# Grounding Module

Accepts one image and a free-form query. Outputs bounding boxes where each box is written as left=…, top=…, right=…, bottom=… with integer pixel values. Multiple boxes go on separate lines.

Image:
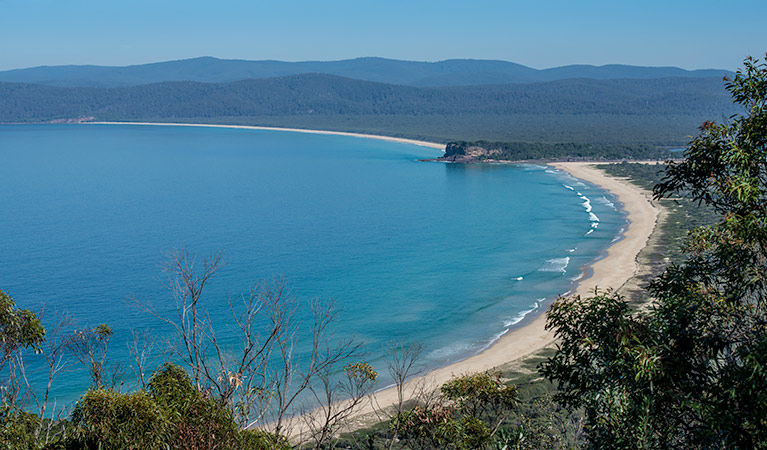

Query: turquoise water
left=0, top=124, right=625, bottom=406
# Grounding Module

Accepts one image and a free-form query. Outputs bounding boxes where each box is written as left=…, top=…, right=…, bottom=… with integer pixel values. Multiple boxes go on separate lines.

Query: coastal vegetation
left=439, top=141, right=672, bottom=162
left=598, top=162, right=720, bottom=266
left=0, top=74, right=738, bottom=147
left=2, top=54, right=766, bottom=449
left=541, top=55, right=767, bottom=448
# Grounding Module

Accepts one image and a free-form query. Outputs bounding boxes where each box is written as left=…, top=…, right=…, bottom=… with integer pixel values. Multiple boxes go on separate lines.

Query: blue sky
left=1, top=0, right=765, bottom=71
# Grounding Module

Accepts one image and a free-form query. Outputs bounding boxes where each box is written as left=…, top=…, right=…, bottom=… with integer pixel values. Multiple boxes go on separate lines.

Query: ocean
left=0, top=123, right=625, bottom=407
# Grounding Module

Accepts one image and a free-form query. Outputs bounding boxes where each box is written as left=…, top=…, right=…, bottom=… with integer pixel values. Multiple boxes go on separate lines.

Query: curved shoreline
left=85, top=121, right=447, bottom=151
left=81, top=122, right=658, bottom=436
left=330, top=161, right=659, bottom=424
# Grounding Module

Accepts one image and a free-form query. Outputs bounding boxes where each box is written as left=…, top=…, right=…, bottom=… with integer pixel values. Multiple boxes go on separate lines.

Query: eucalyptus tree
left=541, top=55, right=767, bottom=449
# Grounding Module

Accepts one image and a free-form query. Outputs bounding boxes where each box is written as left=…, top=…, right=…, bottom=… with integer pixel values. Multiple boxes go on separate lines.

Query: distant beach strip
left=88, top=121, right=447, bottom=151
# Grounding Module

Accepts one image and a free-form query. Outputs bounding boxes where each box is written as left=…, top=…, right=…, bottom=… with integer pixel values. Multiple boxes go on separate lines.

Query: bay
left=0, top=123, right=624, bottom=406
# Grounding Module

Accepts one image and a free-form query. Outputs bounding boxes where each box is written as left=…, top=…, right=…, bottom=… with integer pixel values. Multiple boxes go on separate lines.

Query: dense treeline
left=0, top=74, right=739, bottom=146
left=0, top=75, right=736, bottom=118
left=442, top=140, right=672, bottom=161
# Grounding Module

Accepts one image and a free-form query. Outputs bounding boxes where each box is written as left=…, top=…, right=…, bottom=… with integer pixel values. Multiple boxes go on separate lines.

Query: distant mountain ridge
left=0, top=56, right=732, bottom=88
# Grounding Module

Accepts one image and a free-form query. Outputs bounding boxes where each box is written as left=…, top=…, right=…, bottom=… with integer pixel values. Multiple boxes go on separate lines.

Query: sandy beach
left=289, top=161, right=660, bottom=439
left=83, top=122, right=659, bottom=438
left=87, top=121, right=447, bottom=151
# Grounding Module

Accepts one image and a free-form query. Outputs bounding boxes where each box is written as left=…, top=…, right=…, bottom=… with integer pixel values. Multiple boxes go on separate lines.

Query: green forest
left=2, top=56, right=767, bottom=449
left=0, top=74, right=739, bottom=146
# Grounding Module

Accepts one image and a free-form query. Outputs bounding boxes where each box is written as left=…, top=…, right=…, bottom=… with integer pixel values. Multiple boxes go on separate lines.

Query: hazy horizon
left=1, top=0, right=764, bottom=72
left=1, top=55, right=735, bottom=73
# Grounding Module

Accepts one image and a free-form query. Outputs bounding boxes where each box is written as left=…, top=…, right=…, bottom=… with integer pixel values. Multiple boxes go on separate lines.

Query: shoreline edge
left=85, top=121, right=448, bottom=151
left=347, top=161, right=660, bottom=422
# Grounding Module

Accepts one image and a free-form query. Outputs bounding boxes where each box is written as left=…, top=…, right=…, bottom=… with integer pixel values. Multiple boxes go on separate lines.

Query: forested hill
left=0, top=74, right=737, bottom=132
left=0, top=56, right=732, bottom=88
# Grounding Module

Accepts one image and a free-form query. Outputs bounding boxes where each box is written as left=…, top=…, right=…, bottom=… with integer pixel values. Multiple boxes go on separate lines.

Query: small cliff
left=438, top=142, right=494, bottom=163
left=428, top=141, right=671, bottom=163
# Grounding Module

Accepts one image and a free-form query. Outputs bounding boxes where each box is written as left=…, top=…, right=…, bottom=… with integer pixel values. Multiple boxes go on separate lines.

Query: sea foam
left=539, top=257, right=570, bottom=273
left=599, top=196, right=616, bottom=209
left=503, top=299, right=544, bottom=327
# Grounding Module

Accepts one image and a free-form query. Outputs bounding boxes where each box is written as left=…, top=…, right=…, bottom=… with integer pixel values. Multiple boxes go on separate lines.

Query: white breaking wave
left=503, top=299, right=543, bottom=327
left=478, top=328, right=511, bottom=352
left=589, top=212, right=599, bottom=222
left=426, top=343, right=471, bottom=360
left=586, top=229, right=595, bottom=235
left=599, top=196, right=616, bottom=209
left=539, top=257, right=570, bottom=273
left=563, top=184, right=575, bottom=191
left=569, top=247, right=577, bottom=253
left=581, top=196, right=592, bottom=212
left=514, top=276, right=523, bottom=281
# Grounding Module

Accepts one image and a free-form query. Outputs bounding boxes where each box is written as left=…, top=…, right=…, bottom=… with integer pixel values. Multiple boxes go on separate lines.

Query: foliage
left=0, top=404, right=41, bottom=450
left=440, top=371, right=517, bottom=421
left=393, top=403, right=461, bottom=449
left=0, top=290, right=46, bottom=448
left=0, top=290, right=45, bottom=359
left=542, top=54, right=767, bottom=449
left=67, top=363, right=290, bottom=450
left=69, top=389, right=167, bottom=450
left=496, top=353, right=584, bottom=450
left=239, top=428, right=291, bottom=450
left=392, top=371, right=517, bottom=450
left=147, top=362, right=241, bottom=450
left=541, top=290, right=667, bottom=448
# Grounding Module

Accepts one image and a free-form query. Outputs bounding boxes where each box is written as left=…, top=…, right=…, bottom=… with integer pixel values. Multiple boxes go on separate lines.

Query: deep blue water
left=0, top=124, right=625, bottom=406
